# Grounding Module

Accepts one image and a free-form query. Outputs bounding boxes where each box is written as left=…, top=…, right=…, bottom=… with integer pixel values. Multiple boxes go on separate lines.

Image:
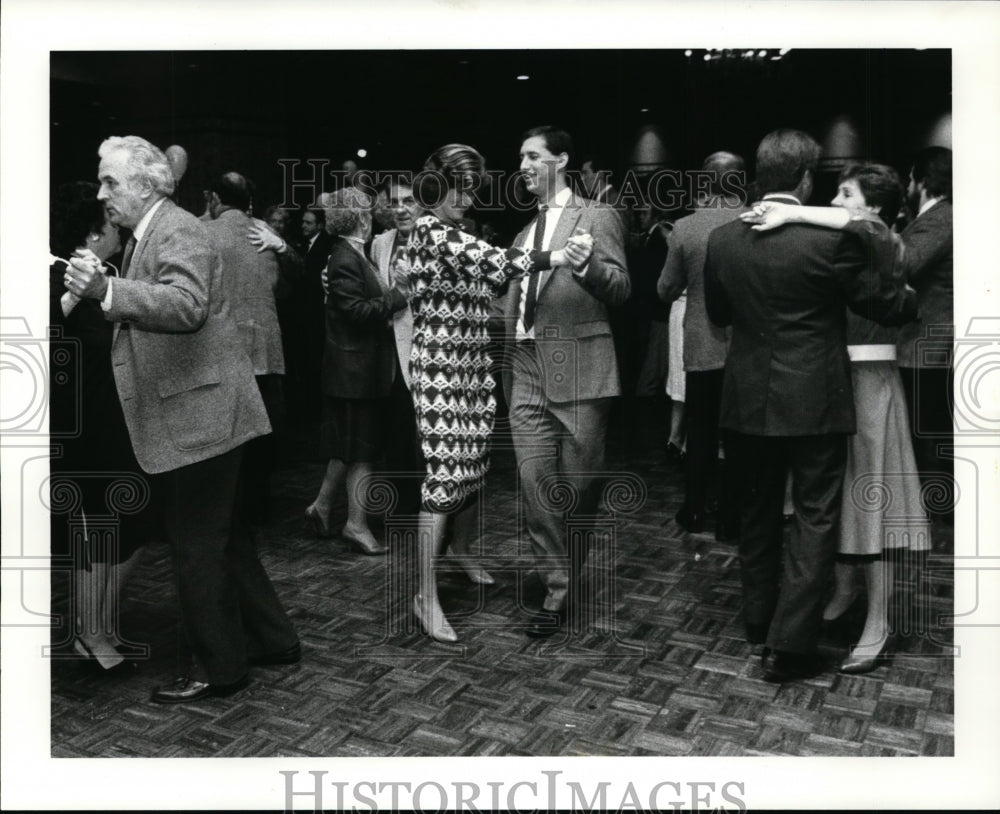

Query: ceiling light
left=357, top=149, right=367, bottom=158
left=516, top=74, right=529, bottom=81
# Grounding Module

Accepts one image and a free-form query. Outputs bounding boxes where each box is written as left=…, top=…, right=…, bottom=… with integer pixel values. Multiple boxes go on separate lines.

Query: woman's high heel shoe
left=343, top=531, right=387, bottom=556
left=462, top=567, right=495, bottom=586
left=413, top=595, right=457, bottom=643
left=305, top=504, right=332, bottom=538
left=839, top=634, right=890, bottom=674
left=73, top=636, right=125, bottom=671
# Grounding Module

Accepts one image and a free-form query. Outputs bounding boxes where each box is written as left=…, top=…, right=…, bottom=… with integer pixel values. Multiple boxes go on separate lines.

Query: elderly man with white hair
left=66, top=135, right=300, bottom=703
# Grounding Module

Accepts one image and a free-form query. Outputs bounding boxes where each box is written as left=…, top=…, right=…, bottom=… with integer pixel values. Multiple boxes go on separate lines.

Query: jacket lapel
left=113, top=198, right=172, bottom=345
left=538, top=195, right=585, bottom=296
left=127, top=199, right=172, bottom=280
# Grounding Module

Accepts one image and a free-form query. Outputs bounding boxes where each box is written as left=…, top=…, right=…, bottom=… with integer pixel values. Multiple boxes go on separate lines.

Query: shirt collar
left=919, top=197, right=944, bottom=217
left=133, top=197, right=167, bottom=242
left=541, top=185, right=573, bottom=211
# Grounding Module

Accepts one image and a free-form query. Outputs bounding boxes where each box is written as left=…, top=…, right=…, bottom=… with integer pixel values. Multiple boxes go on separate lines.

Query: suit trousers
left=508, top=342, right=612, bottom=612
left=241, top=374, right=284, bottom=525
left=899, top=365, right=954, bottom=518
left=726, top=431, right=848, bottom=653
left=682, top=369, right=724, bottom=516
left=153, top=445, right=298, bottom=685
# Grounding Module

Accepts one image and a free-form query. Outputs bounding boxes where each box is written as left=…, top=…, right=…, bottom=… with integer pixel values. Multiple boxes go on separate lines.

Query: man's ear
left=138, top=176, right=157, bottom=201
left=556, top=152, right=569, bottom=171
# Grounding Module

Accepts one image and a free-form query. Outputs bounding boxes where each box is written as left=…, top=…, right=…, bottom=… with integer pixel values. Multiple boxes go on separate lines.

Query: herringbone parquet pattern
left=50, top=405, right=954, bottom=757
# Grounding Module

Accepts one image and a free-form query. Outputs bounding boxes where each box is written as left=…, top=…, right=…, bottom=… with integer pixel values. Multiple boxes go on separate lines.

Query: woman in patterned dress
left=401, top=144, right=592, bottom=642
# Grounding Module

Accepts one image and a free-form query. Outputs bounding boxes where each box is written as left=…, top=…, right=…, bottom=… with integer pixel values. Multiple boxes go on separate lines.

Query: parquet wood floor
left=50, top=409, right=954, bottom=757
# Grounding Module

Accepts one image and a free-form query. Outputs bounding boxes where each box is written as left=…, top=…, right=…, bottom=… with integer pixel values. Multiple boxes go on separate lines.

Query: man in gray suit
left=498, top=126, right=630, bottom=637
left=206, top=171, right=286, bottom=526
left=66, top=136, right=299, bottom=703
left=658, top=151, right=747, bottom=539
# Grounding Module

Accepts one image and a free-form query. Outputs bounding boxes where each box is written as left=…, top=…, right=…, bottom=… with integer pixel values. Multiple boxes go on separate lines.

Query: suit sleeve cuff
left=529, top=250, right=552, bottom=271
left=101, top=277, right=114, bottom=311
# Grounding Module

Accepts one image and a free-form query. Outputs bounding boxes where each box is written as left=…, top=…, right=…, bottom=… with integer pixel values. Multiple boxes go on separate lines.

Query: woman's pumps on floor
left=304, top=504, right=332, bottom=538
left=73, top=636, right=125, bottom=671
left=413, top=595, right=457, bottom=643
left=839, top=633, right=890, bottom=674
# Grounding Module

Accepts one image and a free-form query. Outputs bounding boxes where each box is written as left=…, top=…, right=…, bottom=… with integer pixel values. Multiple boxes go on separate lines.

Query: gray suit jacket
left=205, top=209, right=285, bottom=376
left=370, top=228, right=415, bottom=389
left=657, top=204, right=747, bottom=372
left=896, top=199, right=953, bottom=368
left=106, top=198, right=270, bottom=474
left=497, top=192, right=630, bottom=404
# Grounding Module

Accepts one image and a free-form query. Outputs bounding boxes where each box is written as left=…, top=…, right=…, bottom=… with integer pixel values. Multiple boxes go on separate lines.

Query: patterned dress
left=406, top=215, right=540, bottom=512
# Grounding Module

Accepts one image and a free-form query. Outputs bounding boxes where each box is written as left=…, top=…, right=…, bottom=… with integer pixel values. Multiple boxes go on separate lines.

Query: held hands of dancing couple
left=65, top=247, right=111, bottom=300
left=554, top=227, right=594, bottom=270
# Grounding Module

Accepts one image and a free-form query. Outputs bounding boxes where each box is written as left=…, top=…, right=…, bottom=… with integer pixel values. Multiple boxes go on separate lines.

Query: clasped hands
left=65, top=248, right=110, bottom=300
left=551, top=231, right=593, bottom=270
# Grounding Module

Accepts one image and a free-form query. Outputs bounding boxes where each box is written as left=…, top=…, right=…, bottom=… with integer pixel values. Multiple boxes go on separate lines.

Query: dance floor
left=50, top=404, right=954, bottom=758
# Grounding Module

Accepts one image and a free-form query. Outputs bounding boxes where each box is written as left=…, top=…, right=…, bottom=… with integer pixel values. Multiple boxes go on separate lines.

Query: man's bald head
left=210, top=171, right=255, bottom=213
left=698, top=150, right=746, bottom=201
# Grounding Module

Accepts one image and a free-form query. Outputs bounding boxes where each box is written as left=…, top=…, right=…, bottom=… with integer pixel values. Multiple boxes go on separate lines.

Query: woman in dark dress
left=50, top=181, right=154, bottom=669
left=304, top=187, right=409, bottom=554
left=403, top=144, right=592, bottom=641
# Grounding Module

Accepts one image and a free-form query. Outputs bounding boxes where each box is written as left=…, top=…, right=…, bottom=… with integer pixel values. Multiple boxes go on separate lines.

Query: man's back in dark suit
left=703, top=170, right=914, bottom=670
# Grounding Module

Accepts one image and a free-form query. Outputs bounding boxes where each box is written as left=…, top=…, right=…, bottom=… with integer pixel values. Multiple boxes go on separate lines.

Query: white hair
left=98, top=135, right=175, bottom=196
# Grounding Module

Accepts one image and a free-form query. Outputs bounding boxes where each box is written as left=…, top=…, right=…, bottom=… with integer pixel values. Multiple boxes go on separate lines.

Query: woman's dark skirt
left=320, top=395, right=390, bottom=463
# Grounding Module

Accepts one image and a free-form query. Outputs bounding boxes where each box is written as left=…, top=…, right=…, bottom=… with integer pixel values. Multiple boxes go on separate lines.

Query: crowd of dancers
left=50, top=124, right=953, bottom=702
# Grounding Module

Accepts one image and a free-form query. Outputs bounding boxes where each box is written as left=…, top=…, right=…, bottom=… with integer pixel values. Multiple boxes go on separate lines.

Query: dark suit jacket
left=322, top=237, right=406, bottom=399
left=106, top=198, right=270, bottom=474
left=704, top=199, right=916, bottom=436
left=497, top=193, right=630, bottom=404
left=896, top=199, right=953, bottom=368
left=298, top=230, right=333, bottom=323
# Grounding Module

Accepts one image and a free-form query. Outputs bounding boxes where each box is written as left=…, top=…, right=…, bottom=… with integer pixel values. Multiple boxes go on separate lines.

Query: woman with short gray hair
left=304, top=187, right=409, bottom=554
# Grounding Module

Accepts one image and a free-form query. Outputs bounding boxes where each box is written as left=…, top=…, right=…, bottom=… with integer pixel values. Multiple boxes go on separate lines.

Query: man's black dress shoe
left=150, top=674, right=250, bottom=704
left=525, top=608, right=565, bottom=639
left=675, top=507, right=706, bottom=534
left=248, top=642, right=302, bottom=666
left=745, top=622, right=769, bottom=645
left=761, top=650, right=825, bottom=683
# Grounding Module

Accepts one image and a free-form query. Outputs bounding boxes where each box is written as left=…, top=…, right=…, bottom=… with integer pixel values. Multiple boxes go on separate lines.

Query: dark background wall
left=52, top=49, right=950, bottom=233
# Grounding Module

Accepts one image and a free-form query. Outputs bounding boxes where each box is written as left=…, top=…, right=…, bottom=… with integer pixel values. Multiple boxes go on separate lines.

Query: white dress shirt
left=516, top=186, right=574, bottom=341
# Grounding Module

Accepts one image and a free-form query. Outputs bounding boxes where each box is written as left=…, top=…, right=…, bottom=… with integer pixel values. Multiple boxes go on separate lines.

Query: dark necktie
left=522, top=205, right=547, bottom=332
left=121, top=236, right=136, bottom=278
